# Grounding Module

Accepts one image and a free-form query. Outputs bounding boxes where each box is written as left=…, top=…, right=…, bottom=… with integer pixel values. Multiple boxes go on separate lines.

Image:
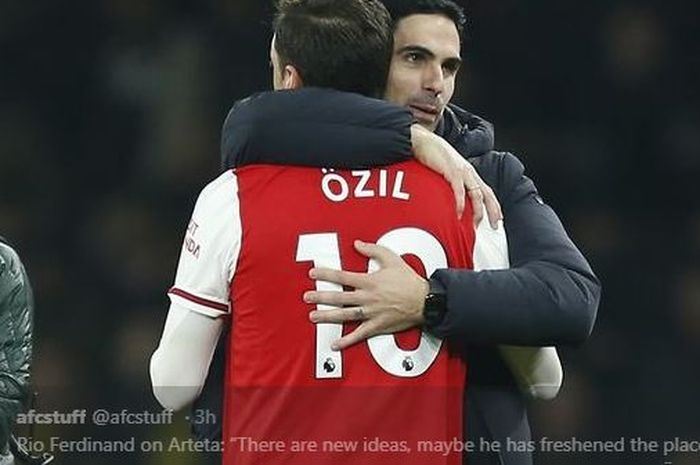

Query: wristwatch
left=422, top=279, right=447, bottom=330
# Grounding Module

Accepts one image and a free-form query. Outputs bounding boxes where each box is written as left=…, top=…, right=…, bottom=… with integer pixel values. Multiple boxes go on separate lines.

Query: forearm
left=221, top=88, right=413, bottom=169
left=150, top=304, right=224, bottom=411
left=430, top=263, right=598, bottom=346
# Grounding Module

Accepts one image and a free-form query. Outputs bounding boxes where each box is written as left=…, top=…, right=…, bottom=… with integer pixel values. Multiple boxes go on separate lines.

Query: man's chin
left=409, top=109, right=440, bottom=132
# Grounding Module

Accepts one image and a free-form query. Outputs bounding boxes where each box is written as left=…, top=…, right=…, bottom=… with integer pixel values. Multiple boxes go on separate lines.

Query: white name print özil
left=320, top=169, right=410, bottom=202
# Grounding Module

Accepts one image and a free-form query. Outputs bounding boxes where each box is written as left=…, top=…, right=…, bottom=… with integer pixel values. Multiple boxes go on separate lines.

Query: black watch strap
left=422, top=279, right=447, bottom=330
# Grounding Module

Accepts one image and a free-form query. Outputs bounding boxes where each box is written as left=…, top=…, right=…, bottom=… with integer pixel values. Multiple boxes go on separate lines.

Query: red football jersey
left=169, top=161, right=475, bottom=465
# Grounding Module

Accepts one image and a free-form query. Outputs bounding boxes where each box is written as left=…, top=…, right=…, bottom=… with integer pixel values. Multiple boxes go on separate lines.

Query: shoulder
left=470, top=151, right=527, bottom=194
left=200, top=170, right=238, bottom=196
left=471, top=150, right=524, bottom=174
left=187, top=171, right=242, bottom=249
left=194, top=171, right=239, bottom=210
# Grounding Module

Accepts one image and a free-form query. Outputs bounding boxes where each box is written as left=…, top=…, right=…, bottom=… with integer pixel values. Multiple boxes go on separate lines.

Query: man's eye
left=443, top=64, right=458, bottom=75
left=405, top=52, right=423, bottom=63
left=442, top=61, right=461, bottom=76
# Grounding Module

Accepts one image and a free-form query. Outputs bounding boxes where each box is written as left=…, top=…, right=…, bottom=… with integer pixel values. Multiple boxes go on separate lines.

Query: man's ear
left=282, top=64, right=303, bottom=89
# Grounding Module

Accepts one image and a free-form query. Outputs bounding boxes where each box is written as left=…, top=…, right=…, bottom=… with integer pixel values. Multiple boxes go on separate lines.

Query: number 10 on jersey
left=296, top=228, right=448, bottom=380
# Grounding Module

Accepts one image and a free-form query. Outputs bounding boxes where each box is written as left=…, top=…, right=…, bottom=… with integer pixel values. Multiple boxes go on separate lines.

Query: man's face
left=384, top=14, right=462, bottom=131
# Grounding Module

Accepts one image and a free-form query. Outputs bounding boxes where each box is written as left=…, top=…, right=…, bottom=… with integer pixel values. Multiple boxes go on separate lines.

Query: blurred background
left=1, top=0, right=698, bottom=464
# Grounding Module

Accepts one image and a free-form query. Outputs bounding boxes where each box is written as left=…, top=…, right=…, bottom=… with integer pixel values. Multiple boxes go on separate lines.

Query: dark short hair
left=273, top=0, right=393, bottom=97
left=381, top=0, right=467, bottom=37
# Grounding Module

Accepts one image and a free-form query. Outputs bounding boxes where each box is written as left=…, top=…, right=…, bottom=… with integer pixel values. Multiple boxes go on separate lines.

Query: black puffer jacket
left=0, top=238, right=33, bottom=452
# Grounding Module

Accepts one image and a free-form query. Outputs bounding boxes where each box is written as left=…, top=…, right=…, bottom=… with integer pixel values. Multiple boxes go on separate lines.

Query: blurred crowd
left=1, top=1, right=698, bottom=464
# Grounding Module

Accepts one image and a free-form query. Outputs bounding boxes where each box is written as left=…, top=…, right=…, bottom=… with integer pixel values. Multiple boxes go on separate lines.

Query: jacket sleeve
left=430, top=152, right=600, bottom=346
left=0, top=242, right=33, bottom=448
left=220, top=88, right=413, bottom=169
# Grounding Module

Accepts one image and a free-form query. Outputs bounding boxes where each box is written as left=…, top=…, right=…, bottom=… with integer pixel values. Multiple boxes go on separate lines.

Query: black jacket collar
left=436, top=104, right=495, bottom=159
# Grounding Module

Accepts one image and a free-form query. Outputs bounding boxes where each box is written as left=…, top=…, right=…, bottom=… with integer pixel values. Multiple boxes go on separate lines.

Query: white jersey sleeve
left=150, top=303, right=224, bottom=410
left=473, top=215, right=564, bottom=401
left=168, top=170, right=242, bottom=317
left=473, top=218, right=510, bottom=271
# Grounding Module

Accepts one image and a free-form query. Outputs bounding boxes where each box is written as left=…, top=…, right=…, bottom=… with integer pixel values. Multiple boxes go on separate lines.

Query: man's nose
left=422, top=64, right=445, bottom=95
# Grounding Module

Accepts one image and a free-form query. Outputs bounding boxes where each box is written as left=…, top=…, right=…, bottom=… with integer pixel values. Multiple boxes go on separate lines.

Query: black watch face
left=424, top=293, right=446, bottom=325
